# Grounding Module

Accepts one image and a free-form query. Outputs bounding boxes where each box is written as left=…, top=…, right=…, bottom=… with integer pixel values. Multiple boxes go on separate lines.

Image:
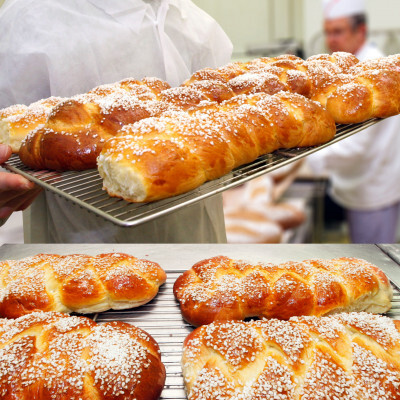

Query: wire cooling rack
left=93, top=269, right=400, bottom=400
left=3, top=119, right=378, bottom=227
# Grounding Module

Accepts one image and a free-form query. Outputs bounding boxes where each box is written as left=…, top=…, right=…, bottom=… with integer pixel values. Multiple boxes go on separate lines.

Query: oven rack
left=4, top=119, right=378, bottom=227
left=94, top=269, right=400, bottom=400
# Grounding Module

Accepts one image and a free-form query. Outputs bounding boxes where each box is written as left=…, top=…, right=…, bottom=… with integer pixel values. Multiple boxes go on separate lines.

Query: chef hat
left=323, top=0, right=366, bottom=20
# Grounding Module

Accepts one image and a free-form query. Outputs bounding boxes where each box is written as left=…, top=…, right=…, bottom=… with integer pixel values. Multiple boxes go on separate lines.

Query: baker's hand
left=0, top=144, right=42, bottom=219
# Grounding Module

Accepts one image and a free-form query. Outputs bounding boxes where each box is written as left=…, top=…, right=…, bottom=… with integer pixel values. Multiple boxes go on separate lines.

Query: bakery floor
left=0, top=243, right=399, bottom=400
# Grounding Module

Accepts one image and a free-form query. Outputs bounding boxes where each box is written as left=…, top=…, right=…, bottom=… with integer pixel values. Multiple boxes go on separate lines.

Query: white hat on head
left=323, top=0, right=366, bottom=20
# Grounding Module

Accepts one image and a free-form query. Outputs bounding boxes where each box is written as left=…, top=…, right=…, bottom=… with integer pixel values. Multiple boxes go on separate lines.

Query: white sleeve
left=306, top=123, right=381, bottom=176
left=165, top=0, right=233, bottom=70
left=0, top=0, right=233, bottom=108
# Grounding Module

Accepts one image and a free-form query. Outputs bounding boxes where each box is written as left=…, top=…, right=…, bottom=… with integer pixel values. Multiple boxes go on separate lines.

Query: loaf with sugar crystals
left=17, top=52, right=400, bottom=173
left=18, top=77, right=174, bottom=170
left=185, top=51, right=400, bottom=124
left=0, top=311, right=166, bottom=400
left=182, top=312, right=400, bottom=400
left=173, top=256, right=392, bottom=326
left=18, top=78, right=232, bottom=171
left=0, top=97, right=64, bottom=152
left=98, top=91, right=335, bottom=202
left=0, top=252, right=166, bottom=318
left=15, top=52, right=355, bottom=171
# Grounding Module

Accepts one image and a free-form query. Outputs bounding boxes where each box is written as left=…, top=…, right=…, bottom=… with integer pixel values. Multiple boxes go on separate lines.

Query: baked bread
left=0, top=97, right=64, bottom=152
left=183, top=53, right=355, bottom=100
left=310, top=68, right=400, bottom=124
left=0, top=252, right=166, bottom=318
left=224, top=209, right=284, bottom=244
left=16, top=52, right=400, bottom=173
left=185, top=51, right=400, bottom=124
left=18, top=78, right=231, bottom=171
left=182, top=312, right=400, bottom=400
left=225, top=203, right=305, bottom=233
left=173, top=256, right=393, bottom=326
left=98, top=91, right=335, bottom=202
left=18, top=78, right=173, bottom=170
left=0, top=311, right=166, bottom=400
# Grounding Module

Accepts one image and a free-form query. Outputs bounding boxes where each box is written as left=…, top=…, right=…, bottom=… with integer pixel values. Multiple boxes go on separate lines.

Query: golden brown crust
left=98, top=91, right=335, bottom=202
left=18, top=79, right=172, bottom=171
left=173, top=256, right=393, bottom=326
left=0, top=253, right=167, bottom=318
left=0, top=312, right=165, bottom=400
left=325, top=69, right=400, bottom=123
left=0, top=97, right=64, bottom=153
left=182, top=313, right=400, bottom=400
left=15, top=52, right=400, bottom=173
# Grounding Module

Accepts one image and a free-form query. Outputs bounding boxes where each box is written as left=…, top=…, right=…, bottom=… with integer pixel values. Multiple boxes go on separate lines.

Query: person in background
left=0, top=0, right=233, bottom=243
left=307, top=0, right=400, bottom=243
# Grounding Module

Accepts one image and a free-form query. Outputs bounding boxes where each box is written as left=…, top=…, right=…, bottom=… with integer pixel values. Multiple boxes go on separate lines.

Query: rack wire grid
left=93, top=269, right=400, bottom=400
left=4, top=119, right=378, bottom=227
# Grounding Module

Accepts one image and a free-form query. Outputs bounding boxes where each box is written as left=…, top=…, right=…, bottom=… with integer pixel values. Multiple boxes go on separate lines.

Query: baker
left=307, top=0, right=400, bottom=243
left=0, top=0, right=232, bottom=243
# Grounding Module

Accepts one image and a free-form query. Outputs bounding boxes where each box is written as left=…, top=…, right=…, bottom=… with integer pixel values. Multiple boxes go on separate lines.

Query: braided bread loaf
left=0, top=311, right=166, bottom=400
left=173, top=256, right=392, bottom=326
left=0, top=253, right=166, bottom=318
left=97, top=91, right=335, bottom=202
left=184, top=52, right=358, bottom=99
left=14, top=52, right=355, bottom=172
left=18, top=78, right=234, bottom=171
left=182, top=312, right=400, bottom=400
left=18, top=78, right=174, bottom=170
left=0, top=97, right=64, bottom=152
left=184, top=51, right=400, bottom=124
left=15, top=52, right=400, bottom=174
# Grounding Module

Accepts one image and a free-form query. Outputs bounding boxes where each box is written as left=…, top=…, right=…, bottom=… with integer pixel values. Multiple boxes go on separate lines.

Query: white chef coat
left=307, top=42, right=400, bottom=211
left=0, top=0, right=233, bottom=243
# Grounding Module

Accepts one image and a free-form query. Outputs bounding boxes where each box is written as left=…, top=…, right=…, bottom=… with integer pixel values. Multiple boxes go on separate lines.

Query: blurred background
left=1, top=0, right=400, bottom=244
left=192, top=0, right=400, bottom=60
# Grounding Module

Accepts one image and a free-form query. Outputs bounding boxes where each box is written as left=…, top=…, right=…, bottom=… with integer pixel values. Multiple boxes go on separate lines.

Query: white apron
left=0, top=0, right=233, bottom=242
left=307, top=42, right=400, bottom=211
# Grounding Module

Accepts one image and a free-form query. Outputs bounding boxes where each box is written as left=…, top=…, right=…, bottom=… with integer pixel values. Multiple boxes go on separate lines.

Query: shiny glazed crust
left=0, top=97, right=64, bottom=152
left=173, top=256, right=393, bottom=326
left=97, top=91, right=336, bottom=202
left=0, top=312, right=166, bottom=400
left=0, top=253, right=166, bottom=318
left=18, top=78, right=172, bottom=170
left=15, top=52, right=400, bottom=173
left=182, top=313, right=400, bottom=400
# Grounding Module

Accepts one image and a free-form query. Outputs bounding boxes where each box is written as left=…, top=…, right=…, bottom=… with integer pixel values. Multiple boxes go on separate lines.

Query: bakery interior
left=0, top=1, right=400, bottom=398
left=1, top=0, right=400, bottom=245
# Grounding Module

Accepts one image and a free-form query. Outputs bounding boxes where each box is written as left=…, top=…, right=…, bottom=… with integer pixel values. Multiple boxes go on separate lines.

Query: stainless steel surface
left=94, top=269, right=400, bottom=400
left=0, top=244, right=398, bottom=400
left=377, top=244, right=400, bottom=287
left=3, top=119, right=378, bottom=227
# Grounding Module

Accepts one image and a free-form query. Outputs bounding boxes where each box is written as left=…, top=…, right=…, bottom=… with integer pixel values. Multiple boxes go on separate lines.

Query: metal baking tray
left=3, top=119, right=378, bottom=227
left=96, top=272, right=400, bottom=400
left=0, top=243, right=399, bottom=400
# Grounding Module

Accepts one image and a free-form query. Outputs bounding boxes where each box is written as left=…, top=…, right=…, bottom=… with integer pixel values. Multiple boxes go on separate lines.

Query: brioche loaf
left=173, top=256, right=393, bottom=326
left=97, top=91, right=335, bottom=202
left=0, top=252, right=166, bottom=318
left=184, top=51, right=400, bottom=124
left=18, top=78, right=173, bottom=170
left=0, top=311, right=166, bottom=400
left=0, top=97, right=64, bottom=152
left=15, top=51, right=400, bottom=174
left=182, top=312, right=400, bottom=400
